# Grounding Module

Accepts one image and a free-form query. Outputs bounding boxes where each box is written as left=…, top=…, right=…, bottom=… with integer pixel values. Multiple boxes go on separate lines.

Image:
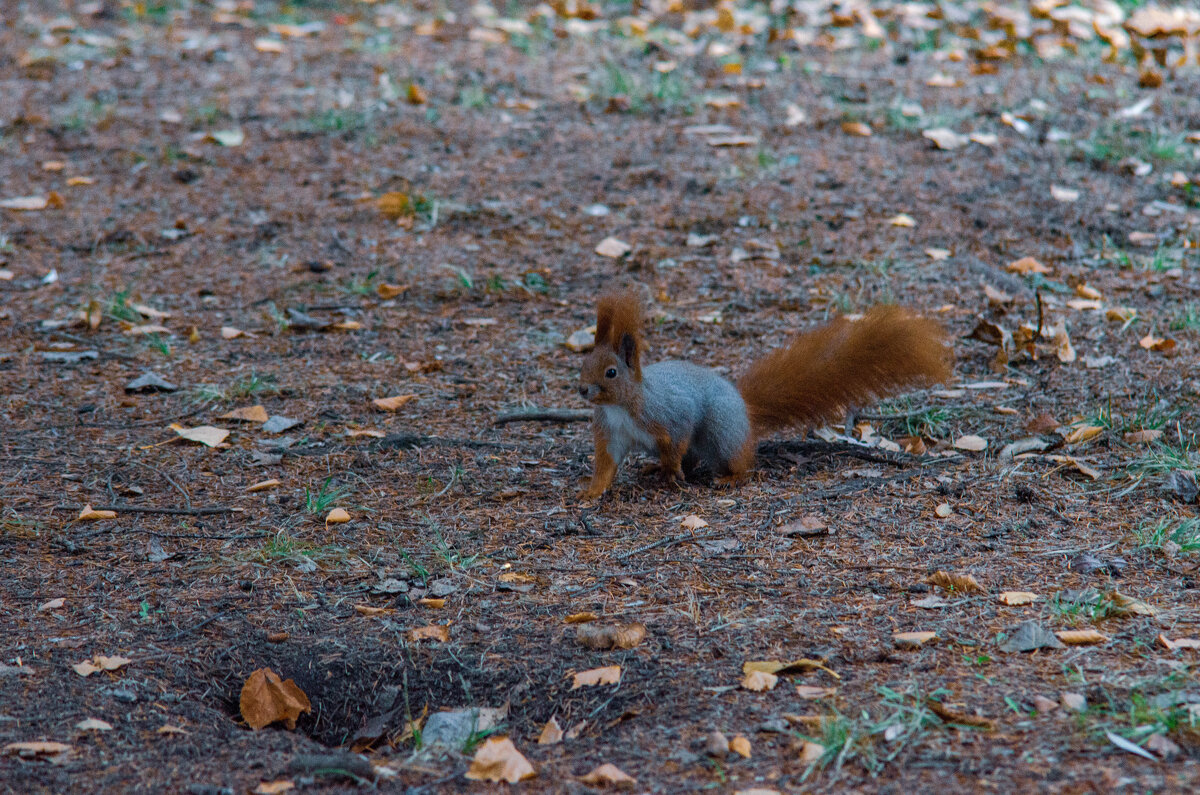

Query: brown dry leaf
left=795, top=685, right=838, bottom=699
left=999, top=591, right=1038, bottom=606
left=922, top=128, right=968, bottom=150
left=376, top=192, right=412, bottom=219
left=571, top=665, right=621, bottom=690
left=594, top=236, right=632, bottom=258
left=4, top=741, right=72, bottom=756
left=1124, top=429, right=1163, bottom=444
left=221, top=405, right=269, bottom=423
left=498, top=571, right=537, bottom=584
left=1055, top=329, right=1076, bottom=363
left=934, top=503, right=953, bottom=518
left=464, top=737, right=536, bottom=783
left=983, top=284, right=1013, bottom=305
left=740, top=670, right=779, bottom=691
left=72, top=660, right=101, bottom=677
left=841, top=121, right=872, bottom=137
left=1139, top=334, right=1176, bottom=353
left=38, top=597, right=65, bottom=612
left=1047, top=455, right=1102, bottom=480
left=565, top=612, right=599, bottom=624
left=577, top=622, right=647, bottom=650
left=354, top=605, right=392, bottom=617
left=538, top=717, right=564, bottom=745
left=94, top=655, right=131, bottom=671
left=170, top=424, right=230, bottom=447
left=893, top=631, right=938, bottom=648
left=887, top=213, right=916, bottom=227
left=66, top=176, right=94, bottom=186
left=743, top=659, right=840, bottom=679
left=1056, top=630, right=1108, bottom=646
left=325, top=508, right=351, bottom=525
left=406, top=83, right=427, bottom=105
left=78, top=505, right=117, bottom=521
left=157, top=724, right=189, bottom=735
left=580, top=763, right=635, bottom=787
left=926, top=701, right=995, bottom=730
left=1109, top=592, right=1158, bottom=617
left=75, top=718, right=113, bottom=732
left=239, top=668, right=312, bottom=730
left=1064, top=425, right=1105, bottom=445
left=680, top=514, right=709, bottom=530
left=124, top=323, right=171, bottom=335
left=1106, top=306, right=1137, bottom=324
left=1075, top=284, right=1102, bottom=300
left=372, top=394, right=417, bottom=412
left=221, top=326, right=248, bottom=339
left=1026, top=413, right=1062, bottom=434
left=409, top=624, right=450, bottom=642
left=253, top=781, right=295, bottom=795
left=927, top=571, right=983, bottom=593
left=1007, top=256, right=1052, bottom=274
left=953, top=435, right=988, bottom=452
left=1158, top=634, right=1200, bottom=651
left=376, top=283, right=407, bottom=299
left=798, top=741, right=824, bottom=764
left=417, top=598, right=445, bottom=609
left=729, top=735, right=752, bottom=758
left=778, top=514, right=828, bottom=536
left=247, top=479, right=281, bottom=493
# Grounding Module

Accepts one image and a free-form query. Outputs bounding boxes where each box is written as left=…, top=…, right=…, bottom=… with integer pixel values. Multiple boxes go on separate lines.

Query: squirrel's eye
left=604, top=367, right=617, bottom=379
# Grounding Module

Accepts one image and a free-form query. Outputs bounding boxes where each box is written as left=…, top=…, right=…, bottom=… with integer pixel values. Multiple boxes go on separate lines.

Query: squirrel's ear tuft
left=595, top=290, right=644, bottom=354
left=617, top=332, right=639, bottom=368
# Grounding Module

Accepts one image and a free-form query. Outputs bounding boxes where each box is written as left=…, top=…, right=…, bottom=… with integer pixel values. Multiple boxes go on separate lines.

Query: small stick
left=55, top=504, right=242, bottom=516
left=615, top=530, right=724, bottom=560
left=494, top=409, right=592, bottom=426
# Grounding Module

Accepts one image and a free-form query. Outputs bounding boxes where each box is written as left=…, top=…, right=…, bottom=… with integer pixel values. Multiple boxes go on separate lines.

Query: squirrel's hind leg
left=715, top=437, right=756, bottom=487
left=649, top=425, right=689, bottom=488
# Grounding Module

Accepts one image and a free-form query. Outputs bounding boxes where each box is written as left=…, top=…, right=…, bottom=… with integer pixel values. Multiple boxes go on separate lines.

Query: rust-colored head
left=578, top=291, right=645, bottom=406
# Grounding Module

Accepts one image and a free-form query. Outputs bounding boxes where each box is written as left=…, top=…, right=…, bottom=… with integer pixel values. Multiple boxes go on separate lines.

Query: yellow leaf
left=1056, top=630, right=1107, bottom=645
left=893, top=631, right=937, bottom=648
left=999, top=591, right=1037, bottom=605
left=246, top=479, right=281, bottom=493
left=564, top=612, right=598, bottom=624
left=1110, top=592, right=1158, bottom=617
left=740, top=670, right=778, bottom=691
left=464, top=737, right=535, bottom=783
left=580, top=763, right=635, bottom=787
left=743, top=659, right=840, bottom=679
left=1139, top=334, right=1176, bottom=353
left=571, top=665, right=621, bottom=689
left=221, top=405, right=269, bottom=423
left=78, top=505, right=117, bottom=521
left=376, top=283, right=408, bottom=299
left=417, top=598, right=445, bottom=609
left=372, top=395, right=417, bottom=412
left=66, top=176, right=94, bottom=186
left=253, top=37, right=286, bottom=53
left=239, top=668, right=311, bottom=730
left=325, top=508, right=351, bottom=525
left=42, top=161, right=65, bottom=171
left=538, top=717, right=564, bottom=745
left=926, top=571, right=983, bottom=593
left=1075, top=284, right=1102, bottom=300
left=1064, top=425, right=1104, bottom=445
left=409, top=624, right=450, bottom=642
left=729, top=735, right=751, bottom=758
left=841, top=121, right=872, bottom=137
left=168, top=424, right=228, bottom=447
left=1055, top=329, right=1076, bottom=363
left=406, top=83, right=427, bottom=105
left=376, top=192, right=412, bottom=219
left=1106, top=307, right=1137, bottom=324
left=1006, top=256, right=1052, bottom=274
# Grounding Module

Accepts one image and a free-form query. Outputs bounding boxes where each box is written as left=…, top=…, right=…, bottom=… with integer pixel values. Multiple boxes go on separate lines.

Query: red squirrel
left=576, top=291, right=952, bottom=499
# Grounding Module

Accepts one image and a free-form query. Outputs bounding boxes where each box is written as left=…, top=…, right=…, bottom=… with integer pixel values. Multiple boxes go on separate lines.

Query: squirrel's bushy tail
left=737, top=306, right=951, bottom=438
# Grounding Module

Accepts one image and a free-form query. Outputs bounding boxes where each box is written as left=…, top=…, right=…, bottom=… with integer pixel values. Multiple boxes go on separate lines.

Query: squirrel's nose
left=578, top=385, right=589, bottom=398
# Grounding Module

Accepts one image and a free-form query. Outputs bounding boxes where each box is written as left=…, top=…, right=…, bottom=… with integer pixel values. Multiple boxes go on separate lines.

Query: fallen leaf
left=922, top=127, right=968, bottom=150
left=409, top=624, right=450, bottom=642
left=925, top=248, right=950, bottom=261
left=537, top=717, right=564, bottom=745
left=1139, top=334, right=1176, bottom=353
left=934, top=503, right=953, bottom=518
left=157, top=724, right=189, bottom=735
left=346, top=429, right=385, bottom=438
left=729, top=735, right=751, bottom=758
left=72, top=661, right=101, bottom=677
left=1106, top=730, right=1157, bottom=761
left=893, top=631, right=937, bottom=648
left=927, top=571, right=983, bottom=593
left=1, top=194, right=61, bottom=211
left=1158, top=634, right=1200, bottom=651
left=78, top=505, right=117, bottom=521
left=75, top=718, right=112, bottom=732
left=778, top=515, right=828, bottom=536
left=571, top=665, right=621, bottom=689
left=565, top=612, right=599, bottom=624
left=1050, top=185, right=1079, bottom=202
left=595, top=237, right=632, bottom=258
left=841, top=121, right=872, bottom=137
left=954, top=435, right=988, bottom=452
left=1109, top=592, right=1157, bottom=617
left=170, top=424, right=229, bottom=447
left=580, top=763, right=635, bottom=787
left=795, top=685, right=837, bottom=699
left=680, top=514, right=709, bottom=530
left=1007, top=256, right=1052, bottom=275
left=207, top=129, right=244, bottom=147
left=376, top=283, right=407, bottom=299
left=1047, top=454, right=1102, bottom=480
left=4, top=741, right=72, bottom=756
left=740, top=670, right=778, bottom=691
left=565, top=326, right=596, bottom=352
left=221, top=405, right=269, bottom=423
left=999, top=591, right=1037, bottom=606
left=1055, top=329, right=1076, bottom=363
left=221, top=326, right=248, bottom=339
left=253, top=781, right=295, bottom=795
left=124, top=323, right=171, bottom=335
left=325, top=508, right=351, bottom=525
left=239, top=668, right=312, bottom=730
left=1056, top=630, right=1108, bottom=646
left=464, top=737, right=536, bottom=783
left=576, top=622, right=647, bottom=650
left=406, top=83, right=427, bottom=105
left=743, top=659, right=840, bottom=679
left=1124, top=429, right=1163, bottom=444
left=797, top=741, right=824, bottom=765
left=38, top=597, right=65, bottom=612
left=417, top=598, right=445, bottom=608
left=66, top=176, right=95, bottom=186
left=1064, top=425, right=1104, bottom=445
left=247, top=479, right=281, bottom=493
left=926, top=701, right=995, bottom=730
left=354, top=605, right=392, bottom=617
left=372, top=395, right=417, bottom=411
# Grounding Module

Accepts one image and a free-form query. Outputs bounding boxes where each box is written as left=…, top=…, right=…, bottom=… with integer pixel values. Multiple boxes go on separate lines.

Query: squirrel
left=576, top=291, right=952, bottom=499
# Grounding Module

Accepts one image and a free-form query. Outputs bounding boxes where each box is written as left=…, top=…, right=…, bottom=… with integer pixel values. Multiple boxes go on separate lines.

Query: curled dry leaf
left=1106, top=306, right=1137, bottom=324
left=1139, top=334, right=1176, bottom=353
left=221, top=405, right=269, bottom=423
left=1109, top=592, right=1157, bottom=617
left=1055, top=630, right=1108, bottom=646
left=354, top=605, right=392, bottom=617
left=38, top=597, right=65, bottom=612
left=372, top=395, right=417, bottom=412
left=4, top=741, right=72, bottom=756
left=409, top=624, right=450, bottom=643
left=170, top=424, right=230, bottom=447
left=253, top=781, right=295, bottom=795
left=743, top=659, right=840, bottom=679
left=564, top=612, right=599, bottom=624
left=464, top=737, right=536, bottom=783
left=375, top=283, right=407, bottom=299
left=999, top=591, right=1038, bottom=606
left=680, top=514, right=708, bottom=530
left=418, top=598, right=445, bottom=608
left=576, top=622, right=647, bottom=650
left=221, top=326, right=248, bottom=339
left=78, top=505, right=117, bottom=521
left=325, top=508, right=351, bottom=526
left=538, top=717, right=564, bottom=745
left=239, top=668, right=311, bottom=730
left=954, top=435, right=988, bottom=452
left=246, top=479, right=280, bottom=493
left=795, top=685, right=837, bottom=700
left=927, top=571, right=983, bottom=593
left=841, top=121, right=872, bottom=137
left=922, top=127, right=968, bottom=150
left=1055, top=329, right=1076, bottom=363
left=729, top=735, right=752, bottom=759
left=926, top=701, right=995, bottom=730
left=893, top=631, right=938, bottom=648
left=571, top=665, right=621, bottom=690
left=580, top=763, right=635, bottom=787
left=1158, top=634, right=1200, bottom=651
left=1047, top=455, right=1101, bottom=480
left=1124, top=429, right=1162, bottom=444
left=1007, top=256, right=1052, bottom=275
left=740, top=670, right=778, bottom=691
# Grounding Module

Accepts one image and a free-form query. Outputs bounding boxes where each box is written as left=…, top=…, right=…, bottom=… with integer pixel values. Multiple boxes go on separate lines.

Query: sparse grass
left=1046, top=589, right=1117, bottom=625
left=304, top=478, right=353, bottom=515
left=190, top=372, right=279, bottom=404
left=457, top=83, right=489, bottom=108
left=593, top=60, right=695, bottom=114
left=1135, top=517, right=1200, bottom=554
left=1076, top=120, right=1188, bottom=167
left=298, top=108, right=371, bottom=136
left=144, top=333, right=172, bottom=358
left=1169, top=303, right=1200, bottom=332
left=1131, top=438, right=1198, bottom=476
left=105, top=289, right=143, bottom=322
left=0, top=234, right=13, bottom=253
left=342, top=270, right=380, bottom=296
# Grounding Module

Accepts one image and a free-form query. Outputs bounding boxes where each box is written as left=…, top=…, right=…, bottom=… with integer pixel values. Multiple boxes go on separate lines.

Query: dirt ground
left=3, top=1, right=1200, bottom=793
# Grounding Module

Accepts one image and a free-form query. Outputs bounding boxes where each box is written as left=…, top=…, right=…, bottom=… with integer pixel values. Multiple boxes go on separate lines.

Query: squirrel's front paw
left=578, top=484, right=606, bottom=501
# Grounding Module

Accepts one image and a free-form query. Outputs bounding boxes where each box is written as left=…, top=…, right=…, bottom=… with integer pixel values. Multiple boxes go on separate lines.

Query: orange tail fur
left=737, top=306, right=952, bottom=438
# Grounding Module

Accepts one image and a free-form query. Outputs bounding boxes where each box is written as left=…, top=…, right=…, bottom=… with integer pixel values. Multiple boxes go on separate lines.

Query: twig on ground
left=54, top=504, right=242, bottom=516
left=493, top=409, right=592, bottom=425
